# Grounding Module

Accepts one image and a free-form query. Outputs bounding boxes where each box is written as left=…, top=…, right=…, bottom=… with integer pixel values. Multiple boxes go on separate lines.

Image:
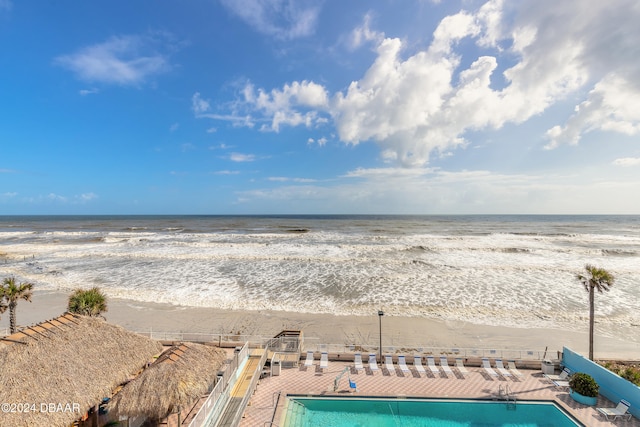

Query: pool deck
left=240, top=360, right=639, bottom=427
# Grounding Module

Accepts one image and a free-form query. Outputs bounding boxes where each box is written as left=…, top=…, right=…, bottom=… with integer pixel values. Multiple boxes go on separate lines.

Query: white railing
left=227, top=348, right=267, bottom=427
left=132, top=331, right=552, bottom=360
left=134, top=330, right=271, bottom=347
left=187, top=342, right=250, bottom=427
left=303, top=340, right=554, bottom=361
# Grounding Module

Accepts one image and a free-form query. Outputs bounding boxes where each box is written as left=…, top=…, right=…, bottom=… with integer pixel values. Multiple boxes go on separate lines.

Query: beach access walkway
left=239, top=359, right=640, bottom=427
left=215, top=348, right=267, bottom=427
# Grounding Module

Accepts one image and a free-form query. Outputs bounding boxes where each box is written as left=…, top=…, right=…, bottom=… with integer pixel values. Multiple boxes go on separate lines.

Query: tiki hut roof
left=0, top=313, right=163, bottom=427
left=108, top=342, right=227, bottom=420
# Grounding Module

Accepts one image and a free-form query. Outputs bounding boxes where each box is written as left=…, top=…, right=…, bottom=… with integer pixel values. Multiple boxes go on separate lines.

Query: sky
left=1, top=0, right=640, bottom=215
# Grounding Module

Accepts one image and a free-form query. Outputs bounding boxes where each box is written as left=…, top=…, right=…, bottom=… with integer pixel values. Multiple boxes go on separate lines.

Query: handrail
left=187, top=342, right=250, bottom=427
left=498, top=384, right=516, bottom=405
left=290, top=400, right=305, bottom=411
left=272, top=391, right=281, bottom=408
left=227, top=348, right=268, bottom=427
left=131, top=330, right=553, bottom=360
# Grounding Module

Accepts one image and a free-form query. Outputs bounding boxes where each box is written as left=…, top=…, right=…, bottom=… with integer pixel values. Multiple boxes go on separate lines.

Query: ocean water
left=1, top=215, right=639, bottom=333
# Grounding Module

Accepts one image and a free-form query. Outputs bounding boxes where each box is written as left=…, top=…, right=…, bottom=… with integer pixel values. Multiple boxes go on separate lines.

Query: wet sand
left=2, top=290, right=638, bottom=360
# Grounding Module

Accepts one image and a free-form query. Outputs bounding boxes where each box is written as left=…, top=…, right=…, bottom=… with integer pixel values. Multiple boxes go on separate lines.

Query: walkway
left=216, top=348, right=266, bottom=427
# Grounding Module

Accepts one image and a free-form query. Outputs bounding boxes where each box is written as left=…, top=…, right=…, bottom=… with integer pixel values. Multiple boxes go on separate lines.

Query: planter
left=570, top=389, right=598, bottom=406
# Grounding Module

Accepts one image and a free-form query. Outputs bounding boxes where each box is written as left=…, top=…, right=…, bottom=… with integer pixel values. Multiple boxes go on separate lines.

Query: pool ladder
left=498, top=384, right=517, bottom=409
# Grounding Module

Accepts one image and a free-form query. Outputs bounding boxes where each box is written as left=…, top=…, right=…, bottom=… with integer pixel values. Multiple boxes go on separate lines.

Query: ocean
left=1, top=215, right=639, bottom=333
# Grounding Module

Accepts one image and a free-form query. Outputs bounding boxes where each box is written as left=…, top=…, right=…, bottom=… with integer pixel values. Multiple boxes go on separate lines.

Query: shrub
left=621, top=368, right=640, bottom=385
left=569, top=372, right=599, bottom=397
left=599, top=362, right=640, bottom=387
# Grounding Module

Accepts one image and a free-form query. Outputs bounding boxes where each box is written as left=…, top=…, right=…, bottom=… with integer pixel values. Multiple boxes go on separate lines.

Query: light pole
left=378, top=310, right=384, bottom=363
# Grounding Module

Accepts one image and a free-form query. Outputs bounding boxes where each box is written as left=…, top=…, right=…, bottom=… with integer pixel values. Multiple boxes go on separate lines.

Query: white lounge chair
left=368, top=353, right=379, bottom=373
left=426, top=356, right=440, bottom=376
left=304, top=350, right=314, bottom=367
left=597, top=399, right=633, bottom=421
left=553, top=380, right=570, bottom=390
left=455, top=358, right=470, bottom=377
left=397, top=355, right=410, bottom=374
left=495, top=359, right=512, bottom=377
left=544, top=367, right=570, bottom=382
left=482, top=358, right=499, bottom=378
left=413, top=355, right=426, bottom=376
left=320, top=352, right=328, bottom=371
left=439, top=356, right=454, bottom=377
left=385, top=355, right=396, bottom=375
left=507, top=360, right=524, bottom=378
left=354, top=353, right=364, bottom=372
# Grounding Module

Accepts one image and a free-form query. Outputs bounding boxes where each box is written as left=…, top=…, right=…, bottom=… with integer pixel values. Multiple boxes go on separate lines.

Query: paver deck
left=240, top=360, right=639, bottom=427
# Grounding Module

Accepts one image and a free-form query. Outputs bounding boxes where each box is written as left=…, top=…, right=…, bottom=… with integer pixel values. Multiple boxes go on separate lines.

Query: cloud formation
left=220, top=0, right=320, bottom=40
left=613, top=157, right=640, bottom=167
left=229, top=153, right=256, bottom=162
left=55, top=34, right=170, bottom=85
left=204, top=0, right=640, bottom=167
left=242, top=80, right=329, bottom=131
left=546, top=74, right=640, bottom=149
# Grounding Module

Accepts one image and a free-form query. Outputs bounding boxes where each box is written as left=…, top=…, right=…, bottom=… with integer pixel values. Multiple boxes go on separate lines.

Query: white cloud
left=208, top=0, right=639, bottom=168
left=77, top=192, right=98, bottom=202
left=209, top=143, right=232, bottom=150
left=55, top=34, right=170, bottom=85
left=545, top=74, right=640, bottom=149
left=47, top=193, right=68, bottom=202
left=613, top=157, right=640, bottom=167
left=348, top=13, right=384, bottom=50
left=213, top=170, right=240, bottom=175
left=1, top=192, right=17, bottom=198
left=268, top=176, right=317, bottom=183
left=306, top=137, right=327, bottom=147
left=220, top=0, right=320, bottom=40
left=241, top=80, right=329, bottom=131
left=192, top=92, right=211, bottom=114
left=79, top=88, right=99, bottom=96
left=236, top=167, right=640, bottom=214
left=229, top=152, right=256, bottom=162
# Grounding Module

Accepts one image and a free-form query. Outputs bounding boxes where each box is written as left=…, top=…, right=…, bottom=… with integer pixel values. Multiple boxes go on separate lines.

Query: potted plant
left=569, top=372, right=599, bottom=405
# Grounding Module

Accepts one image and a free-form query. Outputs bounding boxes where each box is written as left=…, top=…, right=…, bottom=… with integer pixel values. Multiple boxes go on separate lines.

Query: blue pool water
left=284, top=397, right=582, bottom=427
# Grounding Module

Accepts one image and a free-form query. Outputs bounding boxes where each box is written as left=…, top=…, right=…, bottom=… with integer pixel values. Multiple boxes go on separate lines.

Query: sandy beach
left=2, top=289, right=637, bottom=360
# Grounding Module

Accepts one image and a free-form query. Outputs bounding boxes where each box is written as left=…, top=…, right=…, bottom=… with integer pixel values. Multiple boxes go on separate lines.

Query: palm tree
left=1, top=276, right=34, bottom=334
left=0, top=288, right=7, bottom=319
left=67, top=287, right=108, bottom=318
left=576, top=264, right=615, bottom=360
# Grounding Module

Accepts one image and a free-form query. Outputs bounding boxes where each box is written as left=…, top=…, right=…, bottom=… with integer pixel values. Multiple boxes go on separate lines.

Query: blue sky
left=1, top=0, right=640, bottom=215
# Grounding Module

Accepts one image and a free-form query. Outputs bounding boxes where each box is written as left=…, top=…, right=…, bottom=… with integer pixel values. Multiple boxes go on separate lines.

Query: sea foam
left=1, top=215, right=639, bottom=334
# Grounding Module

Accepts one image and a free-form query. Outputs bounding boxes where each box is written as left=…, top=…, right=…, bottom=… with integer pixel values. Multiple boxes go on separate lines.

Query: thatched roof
left=0, top=313, right=163, bottom=427
left=108, top=342, right=227, bottom=420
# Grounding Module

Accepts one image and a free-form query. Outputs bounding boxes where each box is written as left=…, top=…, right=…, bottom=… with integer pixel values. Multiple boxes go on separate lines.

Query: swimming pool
left=282, top=396, right=583, bottom=426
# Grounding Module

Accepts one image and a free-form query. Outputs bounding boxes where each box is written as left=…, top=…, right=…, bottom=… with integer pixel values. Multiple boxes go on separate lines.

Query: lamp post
left=378, top=310, right=384, bottom=363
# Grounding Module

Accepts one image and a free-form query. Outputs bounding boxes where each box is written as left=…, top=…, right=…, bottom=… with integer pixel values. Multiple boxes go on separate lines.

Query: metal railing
left=227, top=348, right=268, bottom=427
left=130, top=330, right=554, bottom=361
left=187, top=342, right=250, bottom=427
left=134, top=330, right=271, bottom=347
left=302, top=341, right=553, bottom=360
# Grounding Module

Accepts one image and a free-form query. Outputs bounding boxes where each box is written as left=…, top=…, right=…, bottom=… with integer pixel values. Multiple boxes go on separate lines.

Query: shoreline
left=2, top=289, right=638, bottom=360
